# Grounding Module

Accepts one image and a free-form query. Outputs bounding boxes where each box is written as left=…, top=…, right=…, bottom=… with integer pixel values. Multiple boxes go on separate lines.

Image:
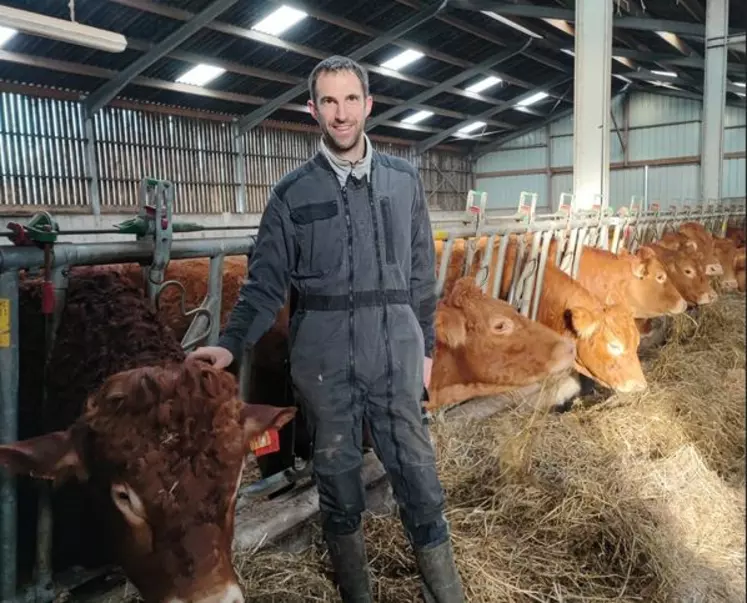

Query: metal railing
left=0, top=184, right=744, bottom=602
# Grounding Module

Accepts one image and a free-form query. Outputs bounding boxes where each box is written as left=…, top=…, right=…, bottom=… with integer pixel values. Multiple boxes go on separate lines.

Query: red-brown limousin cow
left=1, top=268, right=295, bottom=603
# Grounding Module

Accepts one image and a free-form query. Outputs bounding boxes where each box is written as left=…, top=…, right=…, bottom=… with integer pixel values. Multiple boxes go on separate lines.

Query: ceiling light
left=176, top=64, right=226, bottom=87
left=380, top=49, right=424, bottom=71
left=402, top=110, right=433, bottom=124
left=251, top=5, right=307, bottom=36
left=516, top=91, right=548, bottom=107
left=736, top=92, right=746, bottom=98
left=0, top=5, right=126, bottom=52
left=0, top=25, right=16, bottom=47
left=651, top=69, right=677, bottom=78
left=457, top=121, right=486, bottom=134
left=465, top=75, right=501, bottom=93
left=561, top=49, right=574, bottom=57
left=655, top=30, right=686, bottom=52
left=544, top=19, right=574, bottom=35
left=733, top=81, right=746, bottom=88
left=481, top=11, right=543, bottom=39
left=614, top=74, right=632, bottom=83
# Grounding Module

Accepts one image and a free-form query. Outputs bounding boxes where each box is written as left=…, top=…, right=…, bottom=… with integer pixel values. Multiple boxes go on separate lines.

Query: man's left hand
left=423, top=355, right=433, bottom=390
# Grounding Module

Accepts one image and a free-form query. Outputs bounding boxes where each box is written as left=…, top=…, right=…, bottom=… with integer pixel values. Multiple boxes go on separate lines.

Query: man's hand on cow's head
left=186, top=346, right=234, bottom=369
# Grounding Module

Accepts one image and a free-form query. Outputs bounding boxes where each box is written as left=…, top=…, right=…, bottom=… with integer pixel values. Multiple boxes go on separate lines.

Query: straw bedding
left=234, top=294, right=746, bottom=603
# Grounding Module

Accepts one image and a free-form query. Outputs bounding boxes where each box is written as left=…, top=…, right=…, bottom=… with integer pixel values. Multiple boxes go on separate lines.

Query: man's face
left=308, top=69, right=373, bottom=154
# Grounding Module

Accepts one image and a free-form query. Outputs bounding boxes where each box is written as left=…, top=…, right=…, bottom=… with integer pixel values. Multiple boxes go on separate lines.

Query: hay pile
left=235, top=294, right=745, bottom=603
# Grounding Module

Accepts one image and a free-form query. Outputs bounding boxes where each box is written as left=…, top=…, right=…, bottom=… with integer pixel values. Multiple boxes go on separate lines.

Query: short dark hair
left=308, top=56, right=369, bottom=103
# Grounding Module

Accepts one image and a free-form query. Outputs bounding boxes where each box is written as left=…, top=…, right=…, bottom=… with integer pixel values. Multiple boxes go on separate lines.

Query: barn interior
left=0, top=0, right=745, bottom=602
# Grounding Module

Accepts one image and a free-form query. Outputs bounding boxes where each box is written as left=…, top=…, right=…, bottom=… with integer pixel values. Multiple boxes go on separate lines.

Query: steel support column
left=0, top=269, right=20, bottom=601
left=572, top=0, right=613, bottom=210
left=701, top=0, right=730, bottom=203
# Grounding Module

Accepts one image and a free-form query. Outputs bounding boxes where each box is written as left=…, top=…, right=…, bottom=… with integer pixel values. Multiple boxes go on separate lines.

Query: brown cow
left=459, top=238, right=647, bottom=393
left=429, top=277, right=577, bottom=410
left=544, top=242, right=687, bottom=319
left=2, top=268, right=296, bottom=603
left=643, top=243, right=718, bottom=305
left=659, top=225, right=722, bottom=276
left=712, top=237, right=739, bottom=291
left=736, top=247, right=746, bottom=292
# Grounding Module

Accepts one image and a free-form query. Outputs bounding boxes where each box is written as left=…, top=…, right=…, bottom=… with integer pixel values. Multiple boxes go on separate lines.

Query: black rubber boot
left=324, top=528, right=374, bottom=602
left=415, top=539, right=465, bottom=603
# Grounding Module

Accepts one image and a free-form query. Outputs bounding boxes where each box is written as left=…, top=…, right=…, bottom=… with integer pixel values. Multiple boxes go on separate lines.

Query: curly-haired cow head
left=0, top=361, right=296, bottom=603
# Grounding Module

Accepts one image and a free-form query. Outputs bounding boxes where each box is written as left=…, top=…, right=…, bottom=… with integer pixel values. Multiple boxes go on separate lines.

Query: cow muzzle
left=167, top=583, right=244, bottom=603
left=720, top=279, right=738, bottom=292
left=697, top=289, right=718, bottom=305
left=616, top=377, right=648, bottom=394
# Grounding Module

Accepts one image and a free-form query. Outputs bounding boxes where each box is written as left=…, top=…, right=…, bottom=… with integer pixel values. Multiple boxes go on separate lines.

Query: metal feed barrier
left=0, top=179, right=744, bottom=602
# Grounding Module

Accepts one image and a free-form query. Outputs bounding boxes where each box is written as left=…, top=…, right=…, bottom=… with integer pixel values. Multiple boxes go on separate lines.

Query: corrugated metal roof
left=0, top=0, right=740, bottom=153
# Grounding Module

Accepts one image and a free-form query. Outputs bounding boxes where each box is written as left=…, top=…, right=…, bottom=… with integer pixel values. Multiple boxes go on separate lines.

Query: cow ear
left=636, top=246, right=656, bottom=262
left=435, top=306, right=467, bottom=348
left=564, top=307, right=599, bottom=339
left=0, top=430, right=87, bottom=484
left=240, top=403, right=297, bottom=450
left=630, top=256, right=646, bottom=279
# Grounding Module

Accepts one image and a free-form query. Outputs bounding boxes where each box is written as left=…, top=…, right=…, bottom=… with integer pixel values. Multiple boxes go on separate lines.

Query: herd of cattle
left=0, top=217, right=744, bottom=603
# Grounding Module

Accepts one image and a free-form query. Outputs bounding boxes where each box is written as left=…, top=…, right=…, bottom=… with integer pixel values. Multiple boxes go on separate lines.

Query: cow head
left=563, top=292, right=647, bottom=394
left=624, top=246, right=688, bottom=317
left=713, top=238, right=739, bottom=291
left=678, top=222, right=722, bottom=276
left=429, top=277, right=577, bottom=409
left=646, top=244, right=717, bottom=306
left=0, top=361, right=296, bottom=603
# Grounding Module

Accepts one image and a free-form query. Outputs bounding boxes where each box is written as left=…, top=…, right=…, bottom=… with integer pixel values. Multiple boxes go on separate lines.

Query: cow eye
left=491, top=318, right=512, bottom=334
left=111, top=483, right=146, bottom=523
left=684, top=268, right=694, bottom=277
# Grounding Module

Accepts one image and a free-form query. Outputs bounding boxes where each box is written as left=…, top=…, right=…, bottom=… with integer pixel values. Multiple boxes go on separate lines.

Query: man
left=187, top=55, right=464, bottom=603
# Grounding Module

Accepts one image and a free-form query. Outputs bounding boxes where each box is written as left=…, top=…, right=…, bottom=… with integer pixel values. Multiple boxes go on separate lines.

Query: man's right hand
left=186, top=346, right=234, bottom=369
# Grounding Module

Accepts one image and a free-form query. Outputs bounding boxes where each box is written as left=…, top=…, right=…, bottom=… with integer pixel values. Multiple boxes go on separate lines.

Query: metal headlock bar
left=0, top=183, right=745, bottom=602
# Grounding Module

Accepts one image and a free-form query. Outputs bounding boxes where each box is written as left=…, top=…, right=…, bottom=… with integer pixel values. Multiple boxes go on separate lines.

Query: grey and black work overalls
left=219, top=146, right=448, bottom=549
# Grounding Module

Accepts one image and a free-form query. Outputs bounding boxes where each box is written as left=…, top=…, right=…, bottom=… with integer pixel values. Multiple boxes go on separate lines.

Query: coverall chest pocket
left=290, top=200, right=344, bottom=278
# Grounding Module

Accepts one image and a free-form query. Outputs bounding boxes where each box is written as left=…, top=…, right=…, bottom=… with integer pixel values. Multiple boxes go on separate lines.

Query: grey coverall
left=218, top=137, right=447, bottom=549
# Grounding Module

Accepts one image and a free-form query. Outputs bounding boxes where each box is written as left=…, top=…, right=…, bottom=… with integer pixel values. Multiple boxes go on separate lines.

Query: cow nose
left=194, top=584, right=245, bottom=603
left=618, top=379, right=647, bottom=393
left=721, top=279, right=738, bottom=291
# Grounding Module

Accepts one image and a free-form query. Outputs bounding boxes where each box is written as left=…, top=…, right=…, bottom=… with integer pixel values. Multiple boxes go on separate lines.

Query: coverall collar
left=319, top=133, right=373, bottom=188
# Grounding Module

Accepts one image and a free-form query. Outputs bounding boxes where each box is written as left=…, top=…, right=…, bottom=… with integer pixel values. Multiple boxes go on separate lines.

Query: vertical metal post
left=233, top=122, right=248, bottom=214
left=572, top=0, right=613, bottom=210
left=0, top=269, right=20, bottom=601
left=701, top=0, right=729, bottom=203
left=643, top=165, right=649, bottom=211
left=83, top=117, right=101, bottom=216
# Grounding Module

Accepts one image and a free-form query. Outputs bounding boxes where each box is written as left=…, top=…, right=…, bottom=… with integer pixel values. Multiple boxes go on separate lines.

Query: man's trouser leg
left=298, top=381, right=373, bottom=603
left=365, top=369, right=465, bottom=603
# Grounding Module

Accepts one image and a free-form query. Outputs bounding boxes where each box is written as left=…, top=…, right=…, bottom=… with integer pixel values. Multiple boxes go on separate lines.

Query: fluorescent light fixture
left=651, top=69, right=677, bottom=78
left=614, top=74, right=632, bottom=83
left=0, top=5, right=126, bottom=52
left=561, top=48, right=574, bottom=57
left=380, top=49, right=424, bottom=71
left=176, top=64, right=226, bottom=87
left=481, top=11, right=543, bottom=39
left=655, top=30, right=687, bottom=53
left=465, top=75, right=501, bottom=93
left=0, top=25, right=16, bottom=47
left=736, top=92, right=746, bottom=98
left=251, top=5, right=307, bottom=36
left=544, top=18, right=574, bottom=35
left=457, top=121, right=486, bottom=135
left=733, top=81, right=746, bottom=88
left=516, top=91, right=548, bottom=107
left=401, top=110, right=433, bottom=124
